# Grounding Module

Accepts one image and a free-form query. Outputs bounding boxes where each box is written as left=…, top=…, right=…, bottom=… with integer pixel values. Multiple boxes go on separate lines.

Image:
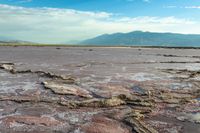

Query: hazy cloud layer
left=0, top=4, right=199, bottom=43
left=184, top=6, right=200, bottom=9
left=164, top=5, right=200, bottom=9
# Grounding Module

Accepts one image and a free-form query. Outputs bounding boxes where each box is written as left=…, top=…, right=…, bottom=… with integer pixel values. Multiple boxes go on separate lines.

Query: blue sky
left=0, top=0, right=200, bottom=43
left=1, top=0, right=199, bottom=18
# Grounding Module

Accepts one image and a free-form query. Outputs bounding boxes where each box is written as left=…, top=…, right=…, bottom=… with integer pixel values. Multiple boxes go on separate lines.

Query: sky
left=0, top=0, right=200, bottom=43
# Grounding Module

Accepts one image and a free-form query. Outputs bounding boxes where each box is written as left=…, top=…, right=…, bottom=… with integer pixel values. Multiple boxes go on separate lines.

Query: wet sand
left=0, top=46, right=200, bottom=133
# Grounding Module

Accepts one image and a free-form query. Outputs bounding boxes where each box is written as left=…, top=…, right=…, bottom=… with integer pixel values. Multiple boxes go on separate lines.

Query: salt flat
left=0, top=46, right=200, bottom=133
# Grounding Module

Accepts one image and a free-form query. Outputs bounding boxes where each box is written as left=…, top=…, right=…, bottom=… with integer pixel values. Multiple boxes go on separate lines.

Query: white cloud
left=164, top=5, right=200, bottom=9
left=0, top=4, right=199, bottom=43
left=126, top=0, right=150, bottom=2
left=18, top=0, right=32, bottom=3
left=143, top=0, right=150, bottom=2
left=184, top=6, right=200, bottom=9
left=117, top=16, right=195, bottom=24
left=163, top=5, right=177, bottom=9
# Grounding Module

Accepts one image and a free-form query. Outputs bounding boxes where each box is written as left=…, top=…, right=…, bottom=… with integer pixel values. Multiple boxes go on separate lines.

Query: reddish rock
left=1, top=115, right=62, bottom=127
left=81, top=116, right=131, bottom=133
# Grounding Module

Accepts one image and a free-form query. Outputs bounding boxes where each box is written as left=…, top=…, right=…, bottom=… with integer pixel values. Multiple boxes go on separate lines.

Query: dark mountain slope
left=80, top=31, right=200, bottom=46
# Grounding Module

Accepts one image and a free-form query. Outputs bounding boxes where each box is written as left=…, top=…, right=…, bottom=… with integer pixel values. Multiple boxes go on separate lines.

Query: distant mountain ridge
left=0, top=36, right=34, bottom=44
left=80, top=31, right=200, bottom=47
left=0, top=40, right=32, bottom=44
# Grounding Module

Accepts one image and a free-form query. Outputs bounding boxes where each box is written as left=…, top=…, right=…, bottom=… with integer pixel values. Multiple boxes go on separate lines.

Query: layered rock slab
left=42, top=81, right=92, bottom=98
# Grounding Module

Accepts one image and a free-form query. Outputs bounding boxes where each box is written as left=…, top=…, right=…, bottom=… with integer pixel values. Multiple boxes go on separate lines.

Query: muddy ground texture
left=0, top=46, right=200, bottom=133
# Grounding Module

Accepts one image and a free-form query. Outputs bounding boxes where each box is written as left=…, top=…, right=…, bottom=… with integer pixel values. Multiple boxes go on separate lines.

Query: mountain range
left=80, top=31, right=200, bottom=47
left=0, top=36, right=34, bottom=44
left=1, top=31, right=200, bottom=47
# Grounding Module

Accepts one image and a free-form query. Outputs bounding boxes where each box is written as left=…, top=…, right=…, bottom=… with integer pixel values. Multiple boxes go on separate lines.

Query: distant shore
left=0, top=43, right=200, bottom=49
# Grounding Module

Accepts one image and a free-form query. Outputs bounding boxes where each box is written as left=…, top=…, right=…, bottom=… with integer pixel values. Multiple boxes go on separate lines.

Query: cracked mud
left=0, top=46, right=200, bottom=133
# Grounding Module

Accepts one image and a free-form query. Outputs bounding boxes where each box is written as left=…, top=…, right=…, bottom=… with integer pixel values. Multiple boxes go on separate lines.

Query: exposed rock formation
left=81, top=116, right=131, bottom=133
left=1, top=115, right=62, bottom=128
left=43, top=81, right=92, bottom=98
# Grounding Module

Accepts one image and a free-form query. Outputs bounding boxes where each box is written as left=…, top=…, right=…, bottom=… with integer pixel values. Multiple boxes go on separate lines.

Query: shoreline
left=0, top=43, right=200, bottom=49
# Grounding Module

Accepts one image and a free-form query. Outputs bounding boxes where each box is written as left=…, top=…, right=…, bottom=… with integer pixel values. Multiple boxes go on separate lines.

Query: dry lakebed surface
left=0, top=46, right=200, bottom=133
